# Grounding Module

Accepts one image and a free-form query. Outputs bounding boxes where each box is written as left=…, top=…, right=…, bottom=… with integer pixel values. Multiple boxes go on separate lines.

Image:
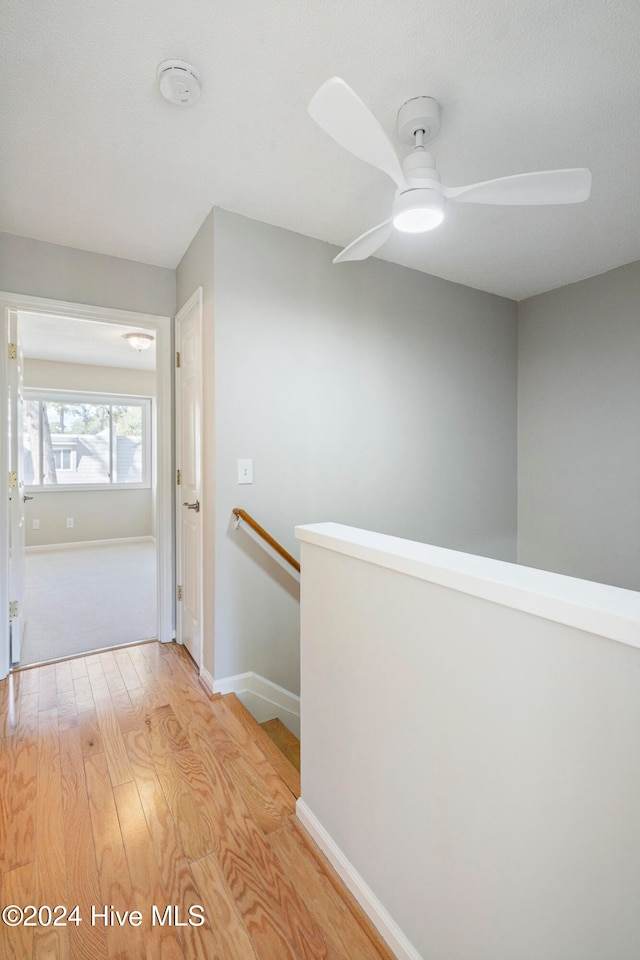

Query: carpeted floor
left=21, top=540, right=157, bottom=665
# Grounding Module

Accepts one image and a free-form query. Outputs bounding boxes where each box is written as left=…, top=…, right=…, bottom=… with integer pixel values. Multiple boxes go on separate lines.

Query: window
left=54, top=448, right=74, bottom=471
left=24, top=390, right=151, bottom=490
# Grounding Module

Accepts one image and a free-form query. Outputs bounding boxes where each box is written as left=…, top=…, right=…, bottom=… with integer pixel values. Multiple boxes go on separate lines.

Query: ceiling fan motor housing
left=402, top=149, right=441, bottom=188
left=397, top=96, right=441, bottom=144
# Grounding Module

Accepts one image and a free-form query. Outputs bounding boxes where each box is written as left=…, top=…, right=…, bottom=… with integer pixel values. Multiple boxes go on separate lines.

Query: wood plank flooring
left=260, top=718, right=300, bottom=773
left=0, top=642, right=395, bottom=960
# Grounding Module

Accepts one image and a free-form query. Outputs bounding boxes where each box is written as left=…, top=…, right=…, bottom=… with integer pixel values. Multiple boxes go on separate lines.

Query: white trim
left=25, top=535, right=155, bottom=554
left=0, top=290, right=174, bottom=675
left=296, top=522, right=640, bottom=650
left=25, top=483, right=150, bottom=493
left=0, top=309, right=9, bottom=678
left=212, top=671, right=253, bottom=696
left=200, top=666, right=214, bottom=695
left=0, top=293, right=166, bottom=330
left=295, top=800, right=423, bottom=960
left=212, top=670, right=300, bottom=712
left=213, top=670, right=300, bottom=737
left=245, top=672, right=300, bottom=715
left=153, top=299, right=173, bottom=644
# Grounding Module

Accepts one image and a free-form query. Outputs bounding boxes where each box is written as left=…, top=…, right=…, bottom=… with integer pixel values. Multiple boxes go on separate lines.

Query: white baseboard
left=200, top=666, right=214, bottom=695
left=213, top=671, right=300, bottom=738
left=212, top=671, right=253, bottom=696
left=26, top=535, right=156, bottom=554
left=296, top=800, right=423, bottom=960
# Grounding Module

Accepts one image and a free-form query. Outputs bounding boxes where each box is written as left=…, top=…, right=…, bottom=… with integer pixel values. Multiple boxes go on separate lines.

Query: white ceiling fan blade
left=444, top=168, right=591, bottom=205
left=333, top=220, right=393, bottom=263
left=309, top=77, right=405, bottom=188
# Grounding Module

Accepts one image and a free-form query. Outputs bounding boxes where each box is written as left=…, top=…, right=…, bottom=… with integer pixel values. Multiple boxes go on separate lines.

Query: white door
left=175, top=289, right=203, bottom=668
left=7, top=309, right=26, bottom=664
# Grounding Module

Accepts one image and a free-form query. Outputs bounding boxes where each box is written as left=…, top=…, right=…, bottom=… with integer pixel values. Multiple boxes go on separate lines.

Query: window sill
left=25, top=484, right=151, bottom=493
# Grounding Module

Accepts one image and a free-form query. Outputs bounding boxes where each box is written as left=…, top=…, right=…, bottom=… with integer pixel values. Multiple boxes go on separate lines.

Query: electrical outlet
left=32, top=519, right=40, bottom=530
left=66, top=518, right=74, bottom=528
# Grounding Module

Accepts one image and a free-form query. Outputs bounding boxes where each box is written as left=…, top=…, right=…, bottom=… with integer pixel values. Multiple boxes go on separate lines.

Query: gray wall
left=176, top=210, right=216, bottom=678
left=0, top=232, right=175, bottom=317
left=518, top=260, right=640, bottom=590
left=212, top=209, right=517, bottom=691
left=24, top=359, right=156, bottom=396
left=25, top=489, right=153, bottom=547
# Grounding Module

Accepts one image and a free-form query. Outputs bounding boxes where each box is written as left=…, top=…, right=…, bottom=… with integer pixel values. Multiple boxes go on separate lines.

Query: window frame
left=24, top=388, right=152, bottom=492
left=53, top=446, right=76, bottom=473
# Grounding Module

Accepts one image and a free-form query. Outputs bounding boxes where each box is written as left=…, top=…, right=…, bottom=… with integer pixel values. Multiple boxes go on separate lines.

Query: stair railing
left=232, top=508, right=301, bottom=574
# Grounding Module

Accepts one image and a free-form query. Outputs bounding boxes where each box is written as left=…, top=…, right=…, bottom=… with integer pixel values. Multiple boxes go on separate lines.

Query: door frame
left=0, top=291, right=174, bottom=680
left=7, top=308, right=26, bottom=663
left=174, top=287, right=204, bottom=670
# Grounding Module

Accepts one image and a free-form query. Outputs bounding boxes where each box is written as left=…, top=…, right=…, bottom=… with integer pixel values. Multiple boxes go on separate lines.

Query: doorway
left=1, top=293, right=173, bottom=678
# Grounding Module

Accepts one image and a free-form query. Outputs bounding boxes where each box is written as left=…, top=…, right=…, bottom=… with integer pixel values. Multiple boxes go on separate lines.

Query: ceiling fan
left=308, top=77, right=592, bottom=264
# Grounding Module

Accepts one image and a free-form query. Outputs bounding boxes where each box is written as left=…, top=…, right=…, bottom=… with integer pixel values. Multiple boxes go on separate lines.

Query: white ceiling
left=19, top=312, right=156, bottom=371
left=2, top=1, right=639, bottom=301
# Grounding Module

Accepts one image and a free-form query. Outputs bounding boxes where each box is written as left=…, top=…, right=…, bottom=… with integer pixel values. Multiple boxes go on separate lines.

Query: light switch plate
left=237, top=459, right=253, bottom=484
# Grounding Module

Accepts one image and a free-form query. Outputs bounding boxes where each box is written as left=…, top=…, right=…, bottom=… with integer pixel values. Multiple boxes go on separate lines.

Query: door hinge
left=8, top=343, right=17, bottom=360
left=177, top=585, right=183, bottom=601
left=9, top=600, right=18, bottom=619
left=8, top=471, right=17, bottom=488
left=176, top=469, right=181, bottom=486
left=176, top=351, right=181, bottom=368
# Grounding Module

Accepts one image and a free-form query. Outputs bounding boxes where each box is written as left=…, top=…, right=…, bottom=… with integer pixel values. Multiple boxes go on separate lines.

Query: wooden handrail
left=232, top=508, right=301, bottom=573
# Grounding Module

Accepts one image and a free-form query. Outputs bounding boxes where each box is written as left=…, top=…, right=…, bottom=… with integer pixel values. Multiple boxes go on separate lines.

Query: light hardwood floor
left=0, top=641, right=394, bottom=960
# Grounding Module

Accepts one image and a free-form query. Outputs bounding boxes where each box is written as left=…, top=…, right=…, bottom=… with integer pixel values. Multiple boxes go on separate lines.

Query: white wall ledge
left=295, top=522, right=640, bottom=650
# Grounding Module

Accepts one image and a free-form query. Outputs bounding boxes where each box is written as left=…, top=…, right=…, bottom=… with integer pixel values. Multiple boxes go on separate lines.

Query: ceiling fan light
left=393, top=206, right=444, bottom=233
left=392, top=189, right=444, bottom=233
left=124, top=332, right=155, bottom=351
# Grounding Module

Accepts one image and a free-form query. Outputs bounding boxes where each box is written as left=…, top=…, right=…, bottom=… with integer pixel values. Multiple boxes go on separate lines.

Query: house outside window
left=53, top=446, right=75, bottom=472
left=24, top=390, right=152, bottom=490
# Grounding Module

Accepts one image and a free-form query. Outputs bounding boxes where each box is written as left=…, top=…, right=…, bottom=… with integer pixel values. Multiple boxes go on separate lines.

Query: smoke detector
left=157, top=59, right=201, bottom=106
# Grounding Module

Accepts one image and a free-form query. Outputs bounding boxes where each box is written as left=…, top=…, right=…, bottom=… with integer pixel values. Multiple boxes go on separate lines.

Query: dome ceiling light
left=124, top=332, right=155, bottom=352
